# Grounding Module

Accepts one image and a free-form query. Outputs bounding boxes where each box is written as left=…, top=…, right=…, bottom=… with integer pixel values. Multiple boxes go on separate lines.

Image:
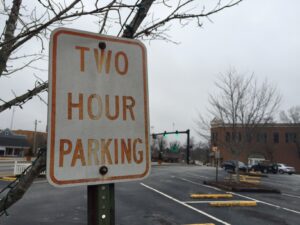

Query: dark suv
left=250, top=162, right=278, bottom=174
left=221, top=160, right=247, bottom=172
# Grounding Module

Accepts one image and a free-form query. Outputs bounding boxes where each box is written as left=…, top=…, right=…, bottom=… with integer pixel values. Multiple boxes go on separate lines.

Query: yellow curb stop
left=241, top=180, right=260, bottom=184
left=184, top=224, right=215, bottom=225
left=0, top=176, right=17, bottom=181
left=209, top=201, right=257, bottom=207
left=190, top=194, right=233, bottom=199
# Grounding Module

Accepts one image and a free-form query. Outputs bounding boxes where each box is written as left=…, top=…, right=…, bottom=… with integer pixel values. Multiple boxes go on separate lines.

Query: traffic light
left=152, top=134, right=157, bottom=139
left=163, top=131, right=167, bottom=137
left=175, top=130, right=179, bottom=138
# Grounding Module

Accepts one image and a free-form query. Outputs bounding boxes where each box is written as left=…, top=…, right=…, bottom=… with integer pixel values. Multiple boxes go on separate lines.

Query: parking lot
left=0, top=164, right=299, bottom=225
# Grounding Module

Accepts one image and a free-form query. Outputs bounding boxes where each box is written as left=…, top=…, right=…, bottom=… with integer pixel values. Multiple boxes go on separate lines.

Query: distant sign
left=47, top=28, right=150, bottom=187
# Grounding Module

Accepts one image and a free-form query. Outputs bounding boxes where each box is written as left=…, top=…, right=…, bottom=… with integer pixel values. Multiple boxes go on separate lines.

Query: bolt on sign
left=47, top=28, right=150, bottom=187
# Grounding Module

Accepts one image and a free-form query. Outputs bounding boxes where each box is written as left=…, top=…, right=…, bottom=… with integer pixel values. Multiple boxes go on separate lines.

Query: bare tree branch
left=134, top=0, right=242, bottom=39
left=99, top=0, right=117, bottom=34
left=122, top=0, right=154, bottom=38
left=0, top=0, right=22, bottom=75
left=0, top=81, right=48, bottom=112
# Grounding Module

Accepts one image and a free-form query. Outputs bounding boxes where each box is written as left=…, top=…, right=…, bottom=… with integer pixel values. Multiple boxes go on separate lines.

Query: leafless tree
left=196, top=69, right=281, bottom=181
left=0, top=0, right=243, bottom=113
left=190, top=141, right=210, bottom=163
left=0, top=0, right=243, bottom=216
left=280, top=106, right=300, bottom=124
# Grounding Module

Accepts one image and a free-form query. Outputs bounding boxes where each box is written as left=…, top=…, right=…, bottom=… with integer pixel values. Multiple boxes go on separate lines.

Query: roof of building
left=211, top=122, right=300, bottom=129
left=0, top=128, right=30, bottom=148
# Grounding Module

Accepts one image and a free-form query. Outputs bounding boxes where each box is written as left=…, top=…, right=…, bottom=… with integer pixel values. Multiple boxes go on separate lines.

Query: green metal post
left=88, top=184, right=115, bottom=225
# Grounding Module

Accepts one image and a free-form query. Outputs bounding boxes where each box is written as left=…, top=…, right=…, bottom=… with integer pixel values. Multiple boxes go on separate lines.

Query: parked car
left=221, top=160, right=247, bottom=172
left=250, top=161, right=278, bottom=174
left=277, top=163, right=295, bottom=175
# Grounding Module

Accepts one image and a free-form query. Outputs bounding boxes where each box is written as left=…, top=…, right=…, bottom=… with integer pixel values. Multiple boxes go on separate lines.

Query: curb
left=203, top=181, right=281, bottom=193
left=231, top=187, right=281, bottom=193
left=244, top=172, right=268, bottom=178
left=190, top=194, right=233, bottom=199
left=228, top=171, right=268, bottom=178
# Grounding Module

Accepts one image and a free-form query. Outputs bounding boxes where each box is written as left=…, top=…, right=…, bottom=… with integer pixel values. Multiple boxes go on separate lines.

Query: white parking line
left=182, top=174, right=210, bottom=179
left=140, top=183, right=231, bottom=225
left=282, top=193, right=300, bottom=199
left=228, top=192, right=300, bottom=215
left=178, top=177, right=300, bottom=215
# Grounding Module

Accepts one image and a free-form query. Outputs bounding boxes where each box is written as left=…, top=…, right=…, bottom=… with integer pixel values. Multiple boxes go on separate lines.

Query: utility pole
left=186, top=129, right=190, bottom=164
left=33, top=120, right=41, bottom=155
left=10, top=107, right=15, bottom=130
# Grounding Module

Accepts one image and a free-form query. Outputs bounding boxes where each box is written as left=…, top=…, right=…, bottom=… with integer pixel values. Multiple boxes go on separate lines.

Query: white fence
left=14, top=161, right=46, bottom=175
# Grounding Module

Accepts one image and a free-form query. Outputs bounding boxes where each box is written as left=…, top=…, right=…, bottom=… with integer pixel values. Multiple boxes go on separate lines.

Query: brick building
left=0, top=129, right=30, bottom=157
left=14, top=130, right=47, bottom=155
left=210, top=122, right=300, bottom=172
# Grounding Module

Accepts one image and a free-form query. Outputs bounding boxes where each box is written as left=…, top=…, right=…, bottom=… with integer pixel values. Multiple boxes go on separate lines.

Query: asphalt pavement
left=0, top=164, right=299, bottom=225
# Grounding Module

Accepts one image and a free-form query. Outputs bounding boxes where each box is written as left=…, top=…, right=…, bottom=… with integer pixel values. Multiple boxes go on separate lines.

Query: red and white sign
left=47, top=28, right=150, bottom=187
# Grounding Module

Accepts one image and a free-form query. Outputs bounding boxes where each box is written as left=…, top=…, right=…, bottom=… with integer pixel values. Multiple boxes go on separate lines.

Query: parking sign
left=47, top=28, right=150, bottom=187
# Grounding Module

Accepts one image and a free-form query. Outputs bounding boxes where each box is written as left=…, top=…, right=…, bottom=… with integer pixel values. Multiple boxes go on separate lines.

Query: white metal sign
left=47, top=28, right=150, bottom=187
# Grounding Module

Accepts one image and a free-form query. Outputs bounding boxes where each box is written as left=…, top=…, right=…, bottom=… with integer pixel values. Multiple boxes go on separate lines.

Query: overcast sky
left=0, top=0, right=299, bottom=144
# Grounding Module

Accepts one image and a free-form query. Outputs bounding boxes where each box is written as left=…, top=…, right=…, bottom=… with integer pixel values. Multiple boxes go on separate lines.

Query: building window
left=230, top=132, right=241, bottom=143
left=257, top=132, right=267, bottom=143
left=211, top=132, right=218, bottom=142
left=246, top=132, right=252, bottom=143
left=225, top=132, right=230, bottom=142
left=285, top=132, right=296, bottom=143
left=6, top=148, right=13, bottom=155
left=273, top=132, right=279, bottom=143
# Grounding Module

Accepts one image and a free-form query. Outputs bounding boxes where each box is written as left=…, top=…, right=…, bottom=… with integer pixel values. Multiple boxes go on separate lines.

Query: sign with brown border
left=47, top=28, right=150, bottom=187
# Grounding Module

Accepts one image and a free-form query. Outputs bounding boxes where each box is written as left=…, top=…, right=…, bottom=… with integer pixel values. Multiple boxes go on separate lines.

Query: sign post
left=88, top=184, right=115, bottom=225
left=213, top=147, right=220, bottom=182
left=48, top=28, right=150, bottom=224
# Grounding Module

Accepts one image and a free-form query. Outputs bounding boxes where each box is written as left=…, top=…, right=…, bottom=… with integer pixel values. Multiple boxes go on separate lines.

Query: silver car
left=277, top=163, right=295, bottom=175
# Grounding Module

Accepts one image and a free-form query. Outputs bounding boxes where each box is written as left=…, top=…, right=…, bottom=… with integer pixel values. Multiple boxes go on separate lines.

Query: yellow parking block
left=240, top=175, right=260, bottom=180
left=210, top=201, right=257, bottom=207
left=0, top=176, right=16, bottom=181
left=184, top=224, right=215, bottom=225
left=190, top=194, right=233, bottom=199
